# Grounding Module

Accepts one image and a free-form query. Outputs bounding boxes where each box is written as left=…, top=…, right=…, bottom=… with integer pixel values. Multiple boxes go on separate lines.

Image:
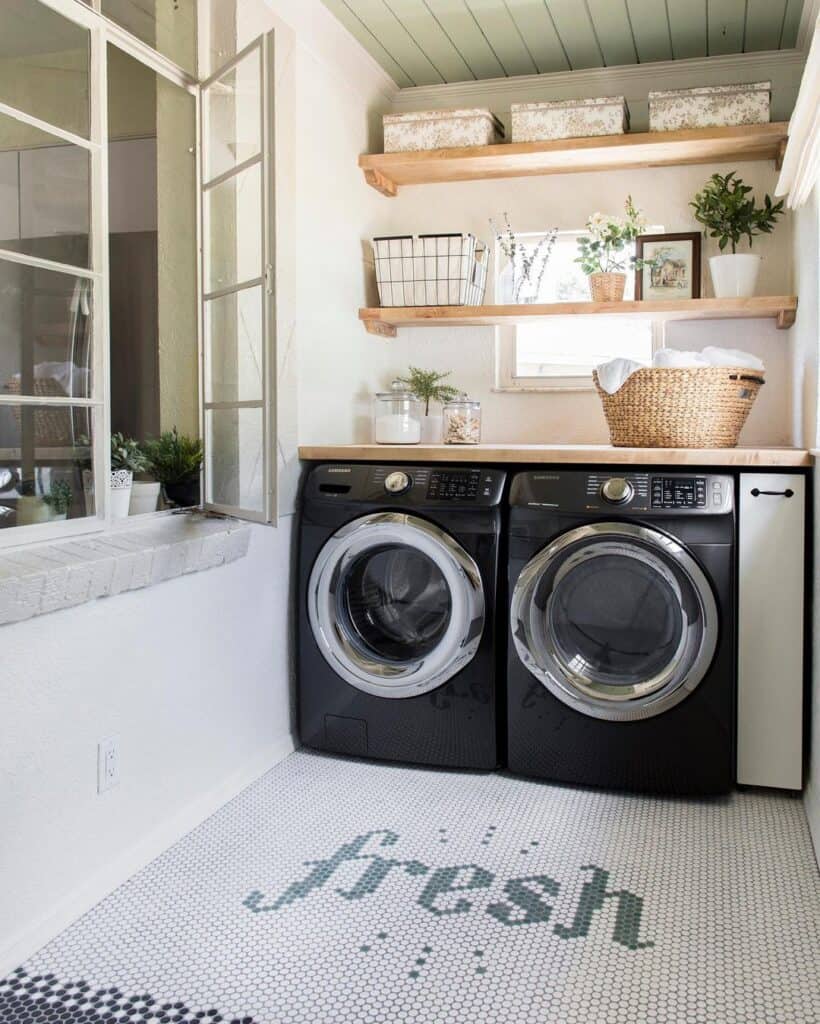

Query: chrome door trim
left=511, top=522, right=718, bottom=722
left=308, top=512, right=485, bottom=699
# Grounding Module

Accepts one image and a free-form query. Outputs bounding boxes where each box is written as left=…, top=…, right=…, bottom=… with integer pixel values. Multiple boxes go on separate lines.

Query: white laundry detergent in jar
left=373, top=379, right=423, bottom=444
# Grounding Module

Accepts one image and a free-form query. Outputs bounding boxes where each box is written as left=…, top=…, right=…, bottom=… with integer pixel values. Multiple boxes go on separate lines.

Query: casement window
left=0, top=0, right=275, bottom=548
left=494, top=229, right=659, bottom=392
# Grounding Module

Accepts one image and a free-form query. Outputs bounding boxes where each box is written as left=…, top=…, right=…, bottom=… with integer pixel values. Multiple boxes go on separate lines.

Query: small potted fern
left=397, top=367, right=460, bottom=443
left=142, top=428, right=204, bottom=508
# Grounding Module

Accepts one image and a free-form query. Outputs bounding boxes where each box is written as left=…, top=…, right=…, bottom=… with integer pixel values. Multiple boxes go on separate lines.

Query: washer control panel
left=511, top=470, right=733, bottom=515
left=427, top=468, right=483, bottom=501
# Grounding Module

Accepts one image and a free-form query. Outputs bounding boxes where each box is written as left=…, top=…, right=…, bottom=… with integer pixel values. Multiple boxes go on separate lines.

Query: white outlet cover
left=97, top=735, right=121, bottom=794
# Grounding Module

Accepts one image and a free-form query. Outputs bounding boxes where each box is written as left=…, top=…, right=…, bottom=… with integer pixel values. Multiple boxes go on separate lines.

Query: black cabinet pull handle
left=750, top=488, right=794, bottom=498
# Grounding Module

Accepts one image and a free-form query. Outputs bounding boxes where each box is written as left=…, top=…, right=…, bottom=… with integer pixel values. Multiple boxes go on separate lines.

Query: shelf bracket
left=776, top=138, right=787, bottom=172
left=363, top=168, right=398, bottom=197
left=363, top=318, right=397, bottom=339
left=776, top=306, right=796, bottom=329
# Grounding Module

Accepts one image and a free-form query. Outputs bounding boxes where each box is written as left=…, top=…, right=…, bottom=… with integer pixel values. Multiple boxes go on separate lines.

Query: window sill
left=0, top=513, right=251, bottom=626
left=491, top=381, right=597, bottom=393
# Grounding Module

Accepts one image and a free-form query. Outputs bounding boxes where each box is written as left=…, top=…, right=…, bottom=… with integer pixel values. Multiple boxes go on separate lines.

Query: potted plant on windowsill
left=129, top=444, right=162, bottom=516
left=142, top=428, right=204, bottom=508
left=43, top=480, right=73, bottom=522
left=575, top=196, right=654, bottom=302
left=396, top=366, right=460, bottom=443
left=690, top=171, right=784, bottom=297
left=110, top=433, right=148, bottom=519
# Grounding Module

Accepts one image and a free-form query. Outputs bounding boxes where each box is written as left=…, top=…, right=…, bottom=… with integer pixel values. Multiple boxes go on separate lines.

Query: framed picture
left=635, top=232, right=701, bottom=301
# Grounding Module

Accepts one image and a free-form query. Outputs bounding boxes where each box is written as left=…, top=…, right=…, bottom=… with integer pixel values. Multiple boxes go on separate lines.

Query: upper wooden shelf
left=360, top=296, right=798, bottom=337
left=360, top=123, right=789, bottom=196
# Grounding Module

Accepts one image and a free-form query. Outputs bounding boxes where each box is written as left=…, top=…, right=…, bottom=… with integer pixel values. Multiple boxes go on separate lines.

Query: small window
left=495, top=229, right=660, bottom=391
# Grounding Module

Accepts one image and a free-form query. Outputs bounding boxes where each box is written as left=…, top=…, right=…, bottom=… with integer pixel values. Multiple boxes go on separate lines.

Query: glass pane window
left=102, top=0, right=196, bottom=75
left=514, top=317, right=654, bottom=379
left=203, top=48, right=261, bottom=182
left=0, top=259, right=93, bottom=401
left=0, top=112, right=90, bottom=268
left=204, top=161, right=262, bottom=292
left=0, top=403, right=95, bottom=529
left=107, top=45, right=198, bottom=454
left=0, top=0, right=90, bottom=139
left=205, top=406, right=264, bottom=513
left=204, top=286, right=263, bottom=404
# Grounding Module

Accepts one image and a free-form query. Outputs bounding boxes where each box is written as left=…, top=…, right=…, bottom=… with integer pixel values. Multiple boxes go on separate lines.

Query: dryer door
left=511, top=522, right=718, bottom=721
left=308, top=512, right=485, bottom=698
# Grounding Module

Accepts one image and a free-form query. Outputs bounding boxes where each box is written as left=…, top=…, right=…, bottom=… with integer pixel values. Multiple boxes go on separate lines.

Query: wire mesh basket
left=372, top=233, right=488, bottom=307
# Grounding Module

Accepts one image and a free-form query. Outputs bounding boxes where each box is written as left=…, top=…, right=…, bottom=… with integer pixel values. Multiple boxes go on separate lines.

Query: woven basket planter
left=593, top=366, right=765, bottom=448
left=588, top=272, right=626, bottom=302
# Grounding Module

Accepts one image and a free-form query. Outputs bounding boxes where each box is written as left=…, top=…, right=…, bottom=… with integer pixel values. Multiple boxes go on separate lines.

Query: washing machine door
left=308, top=512, right=485, bottom=698
left=511, top=522, right=718, bottom=721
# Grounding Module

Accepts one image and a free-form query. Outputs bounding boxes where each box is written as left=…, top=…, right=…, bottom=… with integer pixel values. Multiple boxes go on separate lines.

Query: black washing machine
left=507, top=469, right=735, bottom=794
left=298, top=463, right=506, bottom=770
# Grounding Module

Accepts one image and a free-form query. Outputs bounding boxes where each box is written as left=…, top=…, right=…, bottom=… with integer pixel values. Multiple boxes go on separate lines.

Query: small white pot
left=129, top=480, right=161, bottom=515
left=110, top=469, right=133, bottom=520
left=421, top=414, right=443, bottom=444
left=709, top=253, right=761, bottom=298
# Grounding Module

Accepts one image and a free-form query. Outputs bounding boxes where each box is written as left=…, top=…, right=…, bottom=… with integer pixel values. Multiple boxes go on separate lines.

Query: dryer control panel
left=306, top=464, right=507, bottom=506
left=512, top=470, right=733, bottom=515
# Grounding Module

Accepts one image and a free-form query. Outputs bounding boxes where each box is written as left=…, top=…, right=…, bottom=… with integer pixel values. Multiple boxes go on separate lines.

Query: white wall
left=791, top=185, right=820, bottom=854
left=374, top=161, right=794, bottom=446
left=0, top=522, right=294, bottom=974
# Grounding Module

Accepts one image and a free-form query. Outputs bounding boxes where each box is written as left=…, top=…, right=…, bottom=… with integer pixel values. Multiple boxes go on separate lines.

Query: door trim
left=308, top=512, right=485, bottom=698
left=511, top=522, right=719, bottom=721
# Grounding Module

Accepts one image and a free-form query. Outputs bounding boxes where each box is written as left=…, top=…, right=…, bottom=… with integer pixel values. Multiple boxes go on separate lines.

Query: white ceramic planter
left=110, top=469, right=133, bottom=519
left=709, top=253, right=762, bottom=298
left=129, top=480, right=161, bottom=515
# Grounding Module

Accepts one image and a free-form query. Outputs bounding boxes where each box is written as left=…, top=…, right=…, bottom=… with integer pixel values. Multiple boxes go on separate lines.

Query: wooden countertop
left=298, top=444, right=812, bottom=468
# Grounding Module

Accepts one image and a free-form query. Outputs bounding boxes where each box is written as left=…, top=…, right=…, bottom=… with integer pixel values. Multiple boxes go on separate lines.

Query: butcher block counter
left=298, top=444, right=812, bottom=467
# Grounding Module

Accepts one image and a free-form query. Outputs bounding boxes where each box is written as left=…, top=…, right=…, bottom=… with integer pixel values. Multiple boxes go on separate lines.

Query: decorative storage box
left=372, top=233, right=488, bottom=307
left=648, top=82, right=771, bottom=132
left=511, top=96, right=628, bottom=142
left=383, top=108, right=504, bottom=153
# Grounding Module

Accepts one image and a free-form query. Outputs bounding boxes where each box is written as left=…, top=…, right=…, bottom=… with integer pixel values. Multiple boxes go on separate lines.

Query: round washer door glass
left=511, top=523, right=718, bottom=721
left=309, top=512, right=485, bottom=698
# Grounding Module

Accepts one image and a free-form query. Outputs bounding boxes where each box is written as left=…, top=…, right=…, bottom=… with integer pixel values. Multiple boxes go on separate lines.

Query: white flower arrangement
left=490, top=213, right=558, bottom=303
left=576, top=197, right=651, bottom=275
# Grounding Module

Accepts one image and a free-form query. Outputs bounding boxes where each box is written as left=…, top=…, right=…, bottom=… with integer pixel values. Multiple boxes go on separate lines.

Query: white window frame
left=0, top=0, right=275, bottom=549
left=492, top=228, right=664, bottom=393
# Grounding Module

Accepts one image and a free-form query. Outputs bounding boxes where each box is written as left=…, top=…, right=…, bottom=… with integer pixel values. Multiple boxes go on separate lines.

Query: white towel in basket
left=596, top=347, right=765, bottom=394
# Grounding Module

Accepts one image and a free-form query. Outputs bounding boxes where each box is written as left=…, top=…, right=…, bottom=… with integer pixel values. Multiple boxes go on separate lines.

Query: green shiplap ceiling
left=321, top=0, right=806, bottom=86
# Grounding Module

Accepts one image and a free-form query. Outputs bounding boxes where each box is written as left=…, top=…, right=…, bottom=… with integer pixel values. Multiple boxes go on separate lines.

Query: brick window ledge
left=0, top=514, right=251, bottom=625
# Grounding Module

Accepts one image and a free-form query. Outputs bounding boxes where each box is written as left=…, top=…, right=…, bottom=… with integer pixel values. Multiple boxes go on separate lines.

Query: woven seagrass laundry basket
left=592, top=366, right=765, bottom=448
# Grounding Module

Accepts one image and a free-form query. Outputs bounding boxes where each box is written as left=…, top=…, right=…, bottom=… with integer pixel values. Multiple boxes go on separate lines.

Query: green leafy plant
left=111, top=432, right=148, bottom=473
left=690, top=171, right=784, bottom=253
left=43, top=479, right=73, bottom=516
left=575, top=195, right=655, bottom=275
left=142, top=428, right=203, bottom=485
left=396, top=367, right=460, bottom=416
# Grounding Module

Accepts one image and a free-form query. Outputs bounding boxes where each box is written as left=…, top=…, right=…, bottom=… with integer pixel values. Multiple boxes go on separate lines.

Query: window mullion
left=90, top=19, right=110, bottom=526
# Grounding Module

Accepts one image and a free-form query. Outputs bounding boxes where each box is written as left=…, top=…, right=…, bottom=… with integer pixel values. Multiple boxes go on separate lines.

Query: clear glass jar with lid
left=373, top=379, right=423, bottom=444
left=443, top=393, right=481, bottom=444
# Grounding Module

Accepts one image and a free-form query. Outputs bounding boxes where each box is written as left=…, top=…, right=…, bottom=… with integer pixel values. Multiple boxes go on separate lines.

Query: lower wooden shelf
left=360, top=296, right=798, bottom=337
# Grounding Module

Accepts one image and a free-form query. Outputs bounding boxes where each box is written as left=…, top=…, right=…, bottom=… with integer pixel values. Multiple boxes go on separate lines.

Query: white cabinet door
left=738, top=474, right=805, bottom=789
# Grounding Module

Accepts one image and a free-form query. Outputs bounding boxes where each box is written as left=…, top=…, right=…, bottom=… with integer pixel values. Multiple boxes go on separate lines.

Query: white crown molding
left=390, top=49, right=806, bottom=110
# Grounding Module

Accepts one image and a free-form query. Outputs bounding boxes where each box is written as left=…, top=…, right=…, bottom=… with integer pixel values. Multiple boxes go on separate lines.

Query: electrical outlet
left=97, top=736, right=120, bottom=794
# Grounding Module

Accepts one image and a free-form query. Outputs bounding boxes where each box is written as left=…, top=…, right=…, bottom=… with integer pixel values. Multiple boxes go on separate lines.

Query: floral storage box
left=382, top=108, right=504, bottom=153
left=648, top=82, right=771, bottom=131
left=510, top=96, right=628, bottom=142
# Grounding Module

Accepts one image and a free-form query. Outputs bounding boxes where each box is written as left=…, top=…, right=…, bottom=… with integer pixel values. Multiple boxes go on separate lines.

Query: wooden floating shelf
left=360, top=123, right=789, bottom=196
left=360, top=296, right=798, bottom=337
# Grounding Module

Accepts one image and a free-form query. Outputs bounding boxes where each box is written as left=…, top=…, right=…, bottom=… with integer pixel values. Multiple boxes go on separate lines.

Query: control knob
left=384, top=471, right=411, bottom=495
left=601, top=477, right=634, bottom=504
